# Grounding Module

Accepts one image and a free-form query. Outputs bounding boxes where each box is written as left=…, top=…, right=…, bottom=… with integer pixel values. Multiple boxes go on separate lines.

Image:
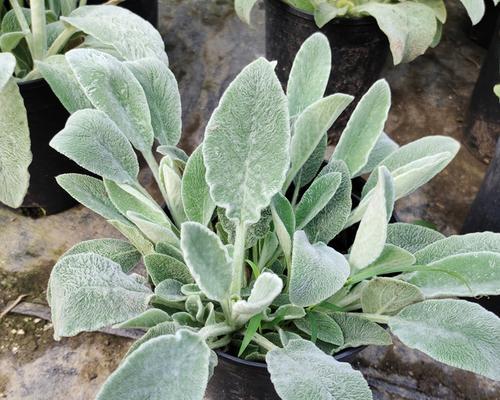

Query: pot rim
left=17, top=77, right=46, bottom=88
left=266, top=0, right=377, bottom=26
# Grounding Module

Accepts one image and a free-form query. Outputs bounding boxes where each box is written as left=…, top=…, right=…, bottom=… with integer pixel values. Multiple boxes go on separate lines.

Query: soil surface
left=1, top=0, right=499, bottom=399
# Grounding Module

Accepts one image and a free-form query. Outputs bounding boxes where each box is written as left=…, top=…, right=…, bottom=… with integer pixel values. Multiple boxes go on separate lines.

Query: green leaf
left=458, top=0, right=485, bottom=24
left=361, top=277, right=424, bottom=315
left=267, top=338, right=373, bottom=400
left=238, top=313, right=263, bottom=357
left=358, top=133, right=399, bottom=176
left=232, top=272, right=283, bottom=324
left=264, top=304, right=306, bottom=322
left=203, top=58, right=290, bottom=225
left=0, top=32, right=24, bottom=53
left=356, top=2, right=437, bottom=64
left=271, top=193, right=295, bottom=262
left=287, top=32, right=331, bottom=118
left=414, top=0, right=447, bottom=23
left=66, top=49, right=154, bottom=152
left=48, top=253, right=152, bottom=340
left=403, top=252, right=500, bottom=298
left=332, top=79, right=391, bottom=176
left=293, top=311, right=343, bottom=345
left=62, top=238, right=141, bottom=273
left=125, top=58, right=181, bottom=146
left=330, top=312, right=392, bottom=351
left=96, top=330, right=210, bottom=400
left=0, top=52, right=15, bottom=89
left=304, top=159, right=352, bottom=243
left=290, top=231, right=350, bottom=307
left=182, top=145, right=215, bottom=226
left=156, top=242, right=184, bottom=262
left=115, top=308, right=171, bottom=329
left=50, top=109, right=139, bottom=184
left=386, top=222, right=445, bottom=254
left=125, top=320, right=178, bottom=356
left=127, top=211, right=179, bottom=246
left=389, top=299, right=500, bottom=381
left=180, top=222, right=232, bottom=301
left=109, top=219, right=155, bottom=256
left=37, top=55, right=93, bottom=113
left=295, top=172, right=341, bottom=229
left=234, top=0, right=259, bottom=24
left=144, top=253, right=193, bottom=286
left=63, top=5, right=168, bottom=63
left=159, top=156, right=187, bottom=226
left=154, top=279, right=186, bottom=302
left=56, top=174, right=128, bottom=223
left=285, top=94, right=353, bottom=188
left=349, top=167, right=394, bottom=272
left=314, top=2, right=349, bottom=28
left=0, top=78, right=31, bottom=208
left=295, top=134, right=327, bottom=188
left=352, top=244, right=416, bottom=279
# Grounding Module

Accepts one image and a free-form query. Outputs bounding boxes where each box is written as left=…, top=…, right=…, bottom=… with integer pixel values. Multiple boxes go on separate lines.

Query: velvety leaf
left=48, top=253, right=152, bottom=340
left=389, top=299, right=500, bottom=381
left=144, top=253, right=193, bottom=285
left=458, top=0, right=485, bottom=24
left=115, top=308, right=171, bottom=329
left=304, top=160, right=352, bottom=243
left=125, top=320, right=178, bottom=356
left=349, top=167, right=394, bottom=271
left=287, top=32, right=331, bottom=118
left=66, top=49, right=154, bottom=152
left=415, top=0, right=447, bottom=22
left=154, top=279, right=186, bottom=302
left=0, top=52, right=15, bottom=90
left=234, top=0, right=259, bottom=24
left=63, top=238, right=141, bottom=273
left=127, top=212, right=179, bottom=246
left=0, top=79, right=31, bottom=208
left=63, top=5, right=168, bottom=63
left=361, top=277, right=424, bottom=315
left=109, top=220, right=155, bottom=256
left=293, top=311, right=343, bottom=345
left=286, top=94, right=353, bottom=188
left=264, top=304, right=306, bottom=322
left=290, top=231, right=350, bottom=307
left=404, top=252, right=500, bottom=297
left=0, top=32, right=24, bottom=52
left=50, top=109, right=139, bottom=183
left=295, top=134, right=327, bottom=188
left=182, top=145, right=215, bottom=226
left=159, top=156, right=187, bottom=226
left=314, top=2, right=348, bottom=27
left=330, top=312, right=392, bottom=351
left=156, top=242, right=184, bottom=262
left=56, top=174, right=128, bottom=223
left=295, top=172, right=341, bottom=229
left=356, top=244, right=416, bottom=277
left=180, top=222, right=232, bottom=301
left=203, top=58, right=290, bottom=225
left=386, top=222, right=445, bottom=254
left=125, top=58, right=181, bottom=146
left=358, top=133, right=399, bottom=176
left=97, top=330, right=210, bottom=400
left=37, top=55, right=92, bottom=113
left=271, top=193, right=295, bottom=262
left=157, top=145, right=189, bottom=163
left=332, top=79, right=391, bottom=176
left=267, top=339, right=373, bottom=400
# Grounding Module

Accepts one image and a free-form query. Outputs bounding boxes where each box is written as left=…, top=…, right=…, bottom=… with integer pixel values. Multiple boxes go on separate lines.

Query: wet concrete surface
left=0, top=0, right=498, bottom=398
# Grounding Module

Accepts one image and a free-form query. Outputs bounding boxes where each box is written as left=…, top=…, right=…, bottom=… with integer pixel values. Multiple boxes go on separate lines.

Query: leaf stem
left=251, top=332, right=278, bottom=351
left=30, top=0, right=47, bottom=60
left=230, top=222, right=247, bottom=296
left=46, top=26, right=77, bottom=57
left=199, top=323, right=234, bottom=341
left=9, top=0, right=34, bottom=54
left=142, top=149, right=170, bottom=204
left=352, top=312, right=390, bottom=324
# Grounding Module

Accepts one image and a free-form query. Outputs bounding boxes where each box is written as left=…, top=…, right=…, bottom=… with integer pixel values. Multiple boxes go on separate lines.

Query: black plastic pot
left=265, top=0, right=389, bottom=138
left=16, top=79, right=84, bottom=216
left=205, top=348, right=362, bottom=399
left=87, top=0, right=158, bottom=27
left=469, top=2, right=499, bottom=48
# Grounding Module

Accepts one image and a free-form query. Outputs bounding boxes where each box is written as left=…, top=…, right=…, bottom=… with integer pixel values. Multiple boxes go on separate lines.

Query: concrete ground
left=0, top=0, right=498, bottom=399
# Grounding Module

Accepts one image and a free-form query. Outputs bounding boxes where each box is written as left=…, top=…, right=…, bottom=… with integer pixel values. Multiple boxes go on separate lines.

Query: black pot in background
left=17, top=79, right=83, bottom=216
left=265, top=0, right=389, bottom=140
left=206, top=348, right=362, bottom=399
left=87, top=0, right=158, bottom=27
left=469, top=2, right=499, bottom=48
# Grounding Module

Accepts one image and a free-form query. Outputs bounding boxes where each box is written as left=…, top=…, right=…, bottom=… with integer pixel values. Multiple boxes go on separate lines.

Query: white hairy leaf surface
left=287, top=32, right=331, bottom=118
left=0, top=79, right=31, bottom=208
left=203, top=58, right=290, bottom=225
left=293, top=311, right=343, bottom=345
left=115, top=308, right=171, bottom=329
left=125, top=58, right=181, bottom=146
left=267, top=339, right=373, bottom=400
left=181, top=222, right=233, bottom=301
left=415, top=0, right=447, bottom=22
left=295, top=134, right=327, bottom=188
left=154, top=279, right=186, bottom=302
left=66, top=49, right=154, bottom=152
left=159, top=157, right=187, bottom=226
left=234, top=0, right=259, bottom=24
left=361, top=277, right=424, bottom=315
left=127, top=212, right=179, bottom=246
left=290, top=231, right=350, bottom=307
left=389, top=299, right=500, bottom=381
left=144, top=252, right=193, bottom=285
left=271, top=193, right=295, bottom=262
left=358, top=133, right=399, bottom=176
left=63, top=5, right=168, bottom=63
left=0, top=52, right=15, bottom=90
left=386, top=222, right=444, bottom=254
left=109, top=220, right=155, bottom=256
left=332, top=79, right=391, bottom=176
left=50, top=109, right=139, bottom=183
left=48, top=253, right=152, bottom=340
left=458, top=0, right=485, bottom=24
left=361, top=244, right=416, bottom=274
left=96, top=330, right=210, bottom=400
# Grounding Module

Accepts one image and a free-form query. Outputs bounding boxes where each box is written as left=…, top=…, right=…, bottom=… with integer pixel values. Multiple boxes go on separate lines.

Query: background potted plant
left=44, top=31, right=499, bottom=399
left=86, top=0, right=159, bottom=26
left=0, top=1, right=165, bottom=215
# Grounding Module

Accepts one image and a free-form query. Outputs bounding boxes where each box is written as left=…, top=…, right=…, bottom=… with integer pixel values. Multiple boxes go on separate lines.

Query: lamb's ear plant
left=0, top=1, right=166, bottom=208
left=47, top=32, right=500, bottom=400
left=235, top=0, right=498, bottom=64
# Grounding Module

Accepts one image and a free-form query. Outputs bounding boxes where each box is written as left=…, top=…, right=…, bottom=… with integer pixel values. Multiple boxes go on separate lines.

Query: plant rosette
left=0, top=1, right=166, bottom=210
left=46, top=31, right=500, bottom=400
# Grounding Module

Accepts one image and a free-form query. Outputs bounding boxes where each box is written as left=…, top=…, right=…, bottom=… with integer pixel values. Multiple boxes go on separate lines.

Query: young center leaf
left=181, top=222, right=233, bottom=302
left=289, top=231, right=350, bottom=307
left=48, top=253, right=152, bottom=340
left=50, top=110, right=139, bottom=184
left=389, top=299, right=500, bottom=381
left=271, top=193, right=296, bottom=263
left=267, top=339, right=373, bottom=400
left=203, top=58, right=290, bottom=225
left=96, top=330, right=211, bottom=400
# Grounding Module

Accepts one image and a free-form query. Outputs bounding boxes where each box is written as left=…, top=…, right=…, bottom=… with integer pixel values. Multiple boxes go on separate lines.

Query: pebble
left=33, top=318, right=41, bottom=324
left=43, top=323, right=53, bottom=331
left=16, top=329, right=25, bottom=335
